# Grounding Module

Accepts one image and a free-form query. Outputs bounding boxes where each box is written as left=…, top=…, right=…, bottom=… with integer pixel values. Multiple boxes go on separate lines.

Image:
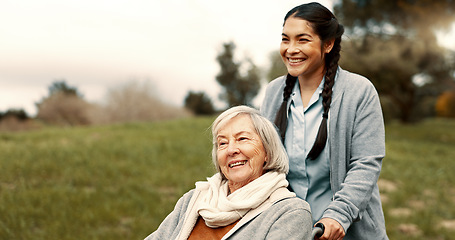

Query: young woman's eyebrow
left=282, top=33, right=312, bottom=38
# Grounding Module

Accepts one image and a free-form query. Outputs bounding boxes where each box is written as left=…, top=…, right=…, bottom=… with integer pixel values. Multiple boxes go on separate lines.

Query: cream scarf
left=196, top=171, right=292, bottom=228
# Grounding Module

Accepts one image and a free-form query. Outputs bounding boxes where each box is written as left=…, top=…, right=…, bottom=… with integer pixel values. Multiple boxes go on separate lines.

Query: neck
left=298, top=77, right=322, bottom=93
left=297, top=69, right=325, bottom=90
left=227, top=181, right=245, bottom=195
left=297, top=71, right=324, bottom=108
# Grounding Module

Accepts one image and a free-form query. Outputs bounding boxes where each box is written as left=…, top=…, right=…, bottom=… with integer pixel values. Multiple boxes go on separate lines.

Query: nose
left=287, top=41, right=300, bottom=54
left=226, top=142, right=240, bottom=156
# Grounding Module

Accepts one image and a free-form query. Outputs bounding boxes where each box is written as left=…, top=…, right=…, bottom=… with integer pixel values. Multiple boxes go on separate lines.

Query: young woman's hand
left=314, top=218, right=345, bottom=240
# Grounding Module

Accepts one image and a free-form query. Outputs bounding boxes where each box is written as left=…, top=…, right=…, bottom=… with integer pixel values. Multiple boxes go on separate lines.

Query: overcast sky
left=1, top=0, right=454, bottom=116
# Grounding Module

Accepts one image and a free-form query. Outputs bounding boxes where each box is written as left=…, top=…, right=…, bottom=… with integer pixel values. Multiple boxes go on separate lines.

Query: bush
left=35, top=80, right=94, bottom=126
left=0, top=108, right=36, bottom=132
left=0, top=109, right=29, bottom=121
left=92, top=81, right=190, bottom=124
left=435, top=90, right=455, bottom=118
left=36, top=92, right=93, bottom=126
left=0, top=117, right=39, bottom=132
left=184, top=91, right=215, bottom=115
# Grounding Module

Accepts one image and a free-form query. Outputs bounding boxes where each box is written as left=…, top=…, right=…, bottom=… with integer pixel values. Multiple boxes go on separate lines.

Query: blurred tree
left=4, top=109, right=28, bottom=120
left=48, top=80, right=81, bottom=97
left=334, top=0, right=455, bottom=122
left=267, top=51, right=287, bottom=81
left=36, top=80, right=92, bottom=126
left=99, top=81, right=189, bottom=124
left=0, top=108, right=35, bottom=132
left=184, top=91, right=215, bottom=115
left=216, top=41, right=261, bottom=107
left=0, top=109, right=29, bottom=121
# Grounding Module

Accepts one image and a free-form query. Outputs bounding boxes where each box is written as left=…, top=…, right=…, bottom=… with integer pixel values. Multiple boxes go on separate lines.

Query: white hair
left=211, top=105, right=289, bottom=179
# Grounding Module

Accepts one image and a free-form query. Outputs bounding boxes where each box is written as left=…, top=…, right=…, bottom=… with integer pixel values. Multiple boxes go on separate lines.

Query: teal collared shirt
left=285, top=79, right=332, bottom=223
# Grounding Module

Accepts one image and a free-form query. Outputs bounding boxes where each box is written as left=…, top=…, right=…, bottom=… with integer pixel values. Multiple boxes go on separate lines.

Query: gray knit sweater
left=145, top=188, right=313, bottom=240
left=260, top=68, right=388, bottom=239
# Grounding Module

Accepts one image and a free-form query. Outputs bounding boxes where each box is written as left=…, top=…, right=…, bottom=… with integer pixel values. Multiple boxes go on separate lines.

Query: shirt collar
left=290, top=77, right=325, bottom=102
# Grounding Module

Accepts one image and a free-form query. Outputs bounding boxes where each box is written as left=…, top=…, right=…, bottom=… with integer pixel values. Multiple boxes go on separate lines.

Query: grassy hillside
left=0, top=117, right=216, bottom=240
left=0, top=117, right=454, bottom=239
left=381, top=119, right=455, bottom=239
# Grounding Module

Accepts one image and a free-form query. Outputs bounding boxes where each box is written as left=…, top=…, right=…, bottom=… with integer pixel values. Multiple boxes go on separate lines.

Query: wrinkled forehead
left=215, top=114, right=253, bottom=136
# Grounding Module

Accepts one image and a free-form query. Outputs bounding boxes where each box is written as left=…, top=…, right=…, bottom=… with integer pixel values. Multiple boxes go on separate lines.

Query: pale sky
left=0, top=0, right=453, bottom=116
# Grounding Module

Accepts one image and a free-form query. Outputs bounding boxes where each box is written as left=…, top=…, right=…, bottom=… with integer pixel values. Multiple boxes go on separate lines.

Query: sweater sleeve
left=260, top=76, right=286, bottom=122
left=323, top=76, right=385, bottom=232
left=144, top=190, right=194, bottom=240
left=266, top=207, right=313, bottom=240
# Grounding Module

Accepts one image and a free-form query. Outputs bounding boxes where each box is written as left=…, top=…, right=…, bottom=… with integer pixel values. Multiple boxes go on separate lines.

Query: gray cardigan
left=261, top=68, right=388, bottom=239
left=144, top=189, right=313, bottom=240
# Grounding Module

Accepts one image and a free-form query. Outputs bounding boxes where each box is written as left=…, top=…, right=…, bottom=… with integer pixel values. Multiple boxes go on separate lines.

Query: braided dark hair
left=274, top=2, right=344, bottom=160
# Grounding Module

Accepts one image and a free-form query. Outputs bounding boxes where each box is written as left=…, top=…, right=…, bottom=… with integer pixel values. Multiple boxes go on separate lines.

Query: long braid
left=275, top=74, right=297, bottom=142
left=307, top=35, right=342, bottom=160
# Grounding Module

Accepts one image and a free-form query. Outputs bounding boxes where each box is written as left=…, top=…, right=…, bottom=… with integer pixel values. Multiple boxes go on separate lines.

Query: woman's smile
left=228, top=160, right=248, bottom=168
left=287, top=57, right=307, bottom=66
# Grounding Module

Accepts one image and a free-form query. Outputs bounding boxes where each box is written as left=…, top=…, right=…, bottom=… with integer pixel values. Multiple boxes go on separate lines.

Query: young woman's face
left=216, top=115, right=266, bottom=193
left=280, top=17, right=330, bottom=80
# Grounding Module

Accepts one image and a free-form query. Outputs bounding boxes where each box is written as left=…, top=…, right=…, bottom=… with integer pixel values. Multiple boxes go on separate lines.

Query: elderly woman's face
left=216, top=114, right=267, bottom=193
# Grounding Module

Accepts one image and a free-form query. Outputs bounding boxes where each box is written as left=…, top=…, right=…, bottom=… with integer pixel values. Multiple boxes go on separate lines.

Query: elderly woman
left=144, top=106, right=312, bottom=240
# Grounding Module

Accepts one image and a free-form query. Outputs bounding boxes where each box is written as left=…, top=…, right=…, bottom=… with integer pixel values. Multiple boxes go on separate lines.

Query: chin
left=229, top=174, right=253, bottom=185
left=287, top=70, right=301, bottom=77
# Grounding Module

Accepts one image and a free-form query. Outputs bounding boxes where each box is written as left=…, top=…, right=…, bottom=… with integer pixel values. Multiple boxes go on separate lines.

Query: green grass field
left=0, top=117, right=454, bottom=239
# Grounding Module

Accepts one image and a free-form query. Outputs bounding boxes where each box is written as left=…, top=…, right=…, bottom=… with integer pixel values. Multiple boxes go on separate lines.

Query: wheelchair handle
left=311, top=222, right=325, bottom=238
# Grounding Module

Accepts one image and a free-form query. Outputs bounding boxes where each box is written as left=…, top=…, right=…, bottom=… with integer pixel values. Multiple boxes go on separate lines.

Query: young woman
left=261, top=3, right=388, bottom=240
